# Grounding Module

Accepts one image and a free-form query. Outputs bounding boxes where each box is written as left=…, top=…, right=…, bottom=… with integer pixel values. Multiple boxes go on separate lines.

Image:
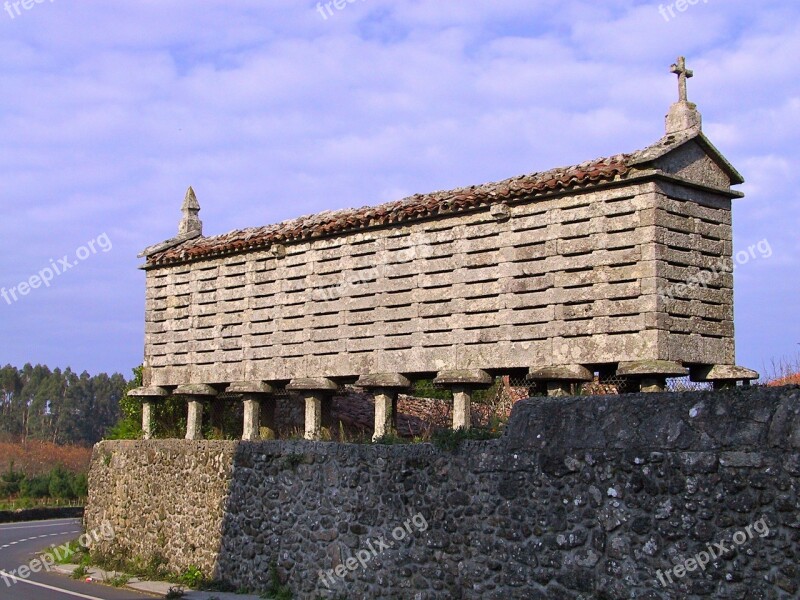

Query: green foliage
left=109, top=574, right=130, bottom=587
left=71, top=472, right=88, bottom=497
left=412, top=378, right=451, bottom=400
left=71, top=565, right=88, bottom=580
left=165, top=587, right=185, bottom=599
left=108, top=366, right=144, bottom=440
left=179, top=565, right=206, bottom=588
left=0, top=461, right=24, bottom=496
left=260, top=563, right=292, bottom=599
left=48, top=465, right=74, bottom=498
left=431, top=427, right=501, bottom=451
left=0, top=363, right=127, bottom=445
left=46, top=539, right=87, bottom=565
left=3, top=465, right=88, bottom=502
left=20, top=474, right=50, bottom=498
left=104, top=419, right=143, bottom=441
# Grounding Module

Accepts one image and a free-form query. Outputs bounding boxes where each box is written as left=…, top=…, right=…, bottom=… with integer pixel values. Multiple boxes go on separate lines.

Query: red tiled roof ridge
left=146, top=151, right=636, bottom=267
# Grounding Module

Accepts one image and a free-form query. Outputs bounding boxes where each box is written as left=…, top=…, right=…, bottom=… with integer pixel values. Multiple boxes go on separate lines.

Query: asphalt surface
left=0, top=518, right=154, bottom=599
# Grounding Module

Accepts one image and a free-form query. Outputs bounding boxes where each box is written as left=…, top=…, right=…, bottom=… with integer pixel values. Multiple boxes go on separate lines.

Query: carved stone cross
left=670, top=56, right=693, bottom=102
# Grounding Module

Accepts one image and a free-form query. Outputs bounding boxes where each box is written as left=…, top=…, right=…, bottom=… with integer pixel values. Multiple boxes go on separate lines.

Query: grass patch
left=431, top=427, right=502, bottom=451
left=70, top=565, right=88, bottom=580
left=259, top=563, right=292, bottom=599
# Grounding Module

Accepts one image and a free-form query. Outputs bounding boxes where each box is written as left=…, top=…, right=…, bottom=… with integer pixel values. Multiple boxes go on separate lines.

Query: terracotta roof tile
left=145, top=146, right=653, bottom=267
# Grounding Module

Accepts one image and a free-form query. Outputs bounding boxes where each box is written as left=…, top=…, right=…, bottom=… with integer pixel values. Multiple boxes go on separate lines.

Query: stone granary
left=130, top=58, right=757, bottom=441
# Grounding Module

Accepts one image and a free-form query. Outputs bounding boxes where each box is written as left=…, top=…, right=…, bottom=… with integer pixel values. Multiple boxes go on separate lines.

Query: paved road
left=0, top=518, right=153, bottom=599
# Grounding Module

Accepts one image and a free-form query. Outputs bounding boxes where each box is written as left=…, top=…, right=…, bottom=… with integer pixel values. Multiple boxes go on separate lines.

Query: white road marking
left=0, top=530, right=81, bottom=550
left=0, top=570, right=109, bottom=599
left=0, top=520, right=80, bottom=532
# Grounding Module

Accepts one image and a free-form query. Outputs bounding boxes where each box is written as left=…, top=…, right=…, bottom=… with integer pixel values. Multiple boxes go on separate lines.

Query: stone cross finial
left=670, top=56, right=693, bottom=102
left=179, top=186, right=202, bottom=236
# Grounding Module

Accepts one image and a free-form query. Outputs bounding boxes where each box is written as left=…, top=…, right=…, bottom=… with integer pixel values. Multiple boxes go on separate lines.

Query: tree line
left=0, top=463, right=88, bottom=501
left=0, top=364, right=127, bottom=446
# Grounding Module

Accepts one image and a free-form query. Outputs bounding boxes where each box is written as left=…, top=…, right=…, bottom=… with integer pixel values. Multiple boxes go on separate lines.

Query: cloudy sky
left=0, top=0, right=797, bottom=380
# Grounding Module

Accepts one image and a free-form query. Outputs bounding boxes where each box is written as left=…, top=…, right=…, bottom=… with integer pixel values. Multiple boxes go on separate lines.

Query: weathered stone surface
left=242, top=398, right=260, bottom=441
left=141, top=148, right=741, bottom=388
left=528, top=365, right=593, bottom=381
left=127, top=386, right=169, bottom=398
left=452, top=389, right=472, bottom=430
left=226, top=381, right=275, bottom=394
left=286, top=378, right=338, bottom=392
left=174, top=383, right=218, bottom=396
left=433, top=369, right=493, bottom=386
left=372, top=391, right=397, bottom=440
left=355, top=373, right=411, bottom=389
left=185, top=400, right=203, bottom=440
left=617, top=360, right=688, bottom=377
left=141, top=401, right=154, bottom=440
left=87, top=386, right=800, bottom=599
left=691, top=364, right=760, bottom=382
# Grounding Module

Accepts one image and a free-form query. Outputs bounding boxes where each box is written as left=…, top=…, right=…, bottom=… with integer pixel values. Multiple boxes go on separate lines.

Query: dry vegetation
left=0, top=441, right=92, bottom=476
left=764, top=353, right=800, bottom=386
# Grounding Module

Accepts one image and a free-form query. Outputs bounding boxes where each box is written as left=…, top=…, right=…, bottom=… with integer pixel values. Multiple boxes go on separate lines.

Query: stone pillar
left=305, top=394, right=323, bottom=440
left=286, top=378, right=338, bottom=441
left=226, top=382, right=275, bottom=441
left=175, top=384, right=218, bottom=440
left=527, top=365, right=593, bottom=397
left=127, top=386, right=168, bottom=440
left=242, top=397, right=260, bottom=440
left=186, top=400, right=204, bottom=440
left=433, top=370, right=493, bottom=430
left=690, top=365, right=760, bottom=391
left=142, top=401, right=154, bottom=440
left=452, top=387, right=472, bottom=430
left=616, top=361, right=688, bottom=393
left=355, top=373, right=411, bottom=440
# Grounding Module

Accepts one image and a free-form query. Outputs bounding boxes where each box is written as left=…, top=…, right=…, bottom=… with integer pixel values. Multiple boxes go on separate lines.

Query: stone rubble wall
left=86, top=385, right=800, bottom=599
left=143, top=177, right=734, bottom=387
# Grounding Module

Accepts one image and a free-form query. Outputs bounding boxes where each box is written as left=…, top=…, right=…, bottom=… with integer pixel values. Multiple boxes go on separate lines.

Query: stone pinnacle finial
left=665, top=56, right=702, bottom=135
left=179, top=186, right=202, bottom=236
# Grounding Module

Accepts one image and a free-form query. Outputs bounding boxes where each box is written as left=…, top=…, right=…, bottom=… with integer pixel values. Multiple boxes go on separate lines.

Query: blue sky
left=0, top=0, right=797, bottom=380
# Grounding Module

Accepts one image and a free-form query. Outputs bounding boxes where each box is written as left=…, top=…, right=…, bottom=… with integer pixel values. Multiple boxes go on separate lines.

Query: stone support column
left=527, top=365, right=593, bottom=398
left=690, top=365, right=760, bottom=391
left=127, top=386, right=168, bottom=440
left=433, top=370, right=493, bottom=431
left=616, top=361, right=688, bottom=393
left=286, top=378, right=338, bottom=441
left=226, top=382, right=275, bottom=441
left=175, top=384, right=218, bottom=440
left=355, top=373, right=411, bottom=440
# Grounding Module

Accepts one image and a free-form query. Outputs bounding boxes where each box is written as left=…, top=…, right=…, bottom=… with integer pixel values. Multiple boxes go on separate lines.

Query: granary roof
left=142, top=129, right=741, bottom=268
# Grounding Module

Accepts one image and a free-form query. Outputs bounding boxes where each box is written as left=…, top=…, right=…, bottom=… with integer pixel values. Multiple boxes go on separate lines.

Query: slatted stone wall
left=654, top=182, right=734, bottom=364
left=144, top=178, right=735, bottom=387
